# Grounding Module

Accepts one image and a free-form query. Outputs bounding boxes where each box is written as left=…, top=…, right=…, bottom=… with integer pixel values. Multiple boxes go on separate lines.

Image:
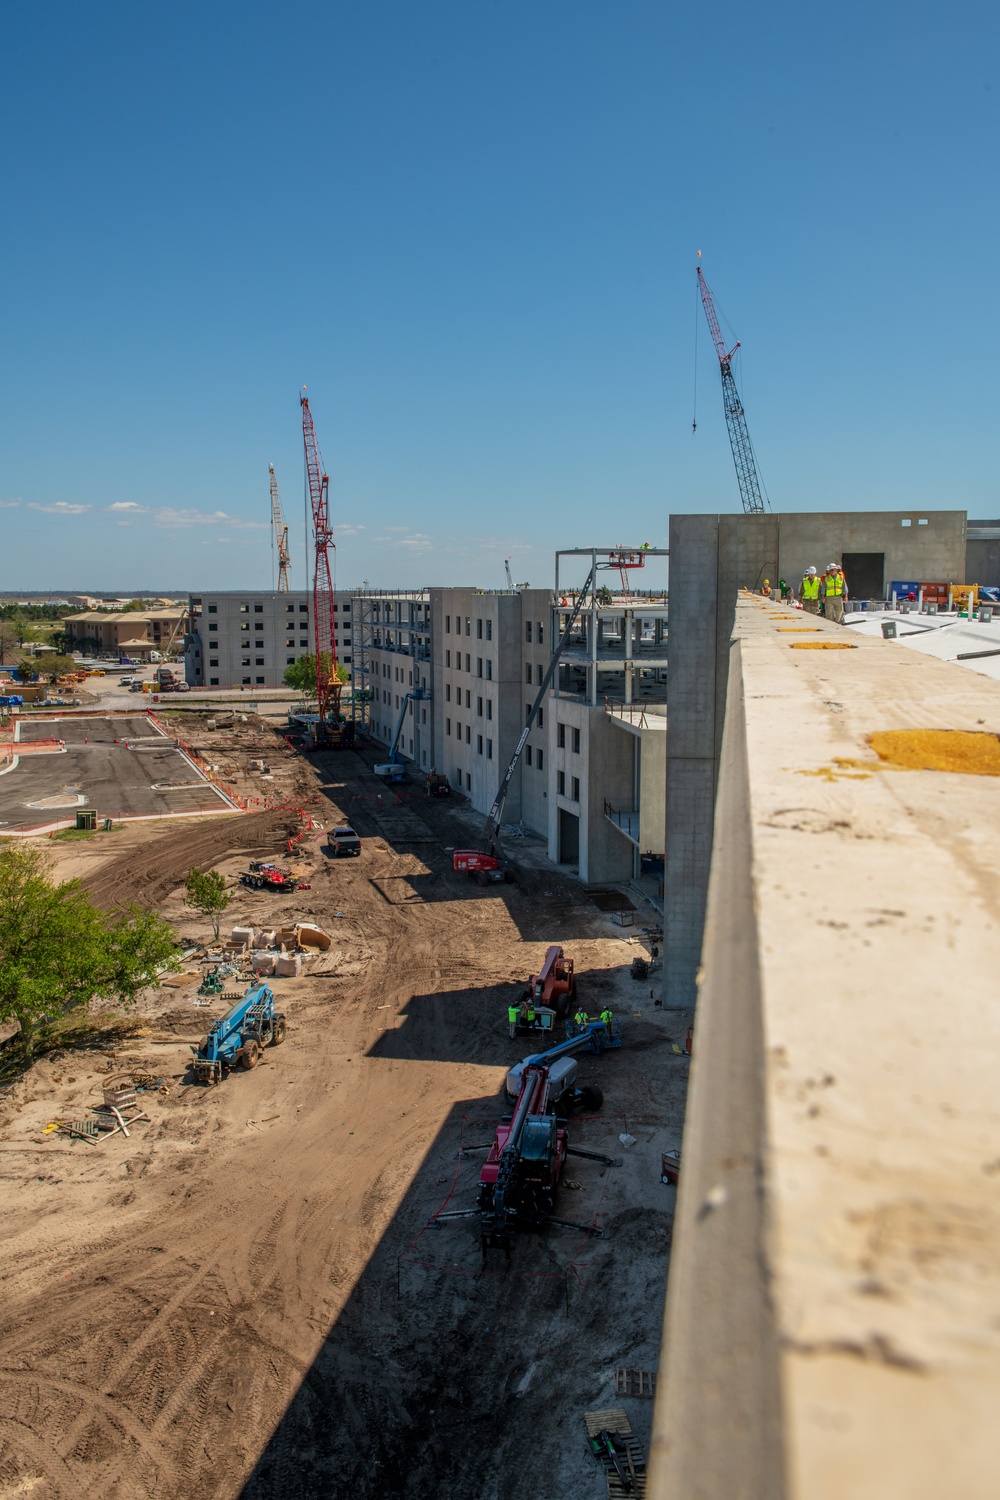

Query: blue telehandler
left=191, top=983, right=286, bottom=1084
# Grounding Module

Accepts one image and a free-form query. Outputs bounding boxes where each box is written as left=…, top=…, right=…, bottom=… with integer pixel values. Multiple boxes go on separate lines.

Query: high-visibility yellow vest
left=825, top=571, right=845, bottom=596
left=508, top=1005, right=520, bottom=1023
left=600, top=1009, right=613, bottom=1024
left=575, top=1011, right=588, bottom=1027
left=801, top=575, right=820, bottom=600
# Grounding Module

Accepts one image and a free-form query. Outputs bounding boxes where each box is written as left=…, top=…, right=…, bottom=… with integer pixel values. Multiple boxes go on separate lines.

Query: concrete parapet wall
left=651, top=595, right=1000, bottom=1498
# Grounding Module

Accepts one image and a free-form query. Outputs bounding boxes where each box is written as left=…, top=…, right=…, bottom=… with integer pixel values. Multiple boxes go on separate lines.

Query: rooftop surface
left=653, top=594, right=1000, bottom=1499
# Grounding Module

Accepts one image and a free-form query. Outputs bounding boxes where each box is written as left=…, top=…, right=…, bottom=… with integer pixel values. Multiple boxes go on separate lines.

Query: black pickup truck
left=328, top=826, right=362, bottom=858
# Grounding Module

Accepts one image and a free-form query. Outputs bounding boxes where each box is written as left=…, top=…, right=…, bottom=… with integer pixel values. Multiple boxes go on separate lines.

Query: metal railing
left=603, top=698, right=668, bottom=728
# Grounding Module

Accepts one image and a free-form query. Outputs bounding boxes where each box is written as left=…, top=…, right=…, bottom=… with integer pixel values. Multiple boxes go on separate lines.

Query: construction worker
left=574, top=1007, right=589, bottom=1034
left=600, top=1006, right=614, bottom=1039
left=822, top=562, right=848, bottom=623
left=761, top=578, right=772, bottom=597
left=508, top=1001, right=520, bottom=1040
left=799, top=566, right=821, bottom=614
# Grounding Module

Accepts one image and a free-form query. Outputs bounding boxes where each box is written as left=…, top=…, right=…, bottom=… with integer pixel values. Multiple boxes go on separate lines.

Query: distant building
left=184, top=591, right=353, bottom=689
left=63, top=606, right=188, bottom=658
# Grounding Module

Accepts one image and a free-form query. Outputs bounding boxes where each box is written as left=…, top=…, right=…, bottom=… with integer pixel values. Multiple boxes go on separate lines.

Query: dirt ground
left=0, top=726, right=689, bottom=1500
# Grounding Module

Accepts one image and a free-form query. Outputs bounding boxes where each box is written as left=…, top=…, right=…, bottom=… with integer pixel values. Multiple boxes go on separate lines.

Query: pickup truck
left=328, top=826, right=362, bottom=858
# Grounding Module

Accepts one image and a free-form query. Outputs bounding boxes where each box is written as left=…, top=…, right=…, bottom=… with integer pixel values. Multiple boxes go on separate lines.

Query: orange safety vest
left=824, top=570, right=845, bottom=596
left=801, top=575, right=820, bottom=600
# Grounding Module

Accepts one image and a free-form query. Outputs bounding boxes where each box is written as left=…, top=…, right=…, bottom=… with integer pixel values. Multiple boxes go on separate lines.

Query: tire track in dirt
left=83, top=810, right=302, bottom=910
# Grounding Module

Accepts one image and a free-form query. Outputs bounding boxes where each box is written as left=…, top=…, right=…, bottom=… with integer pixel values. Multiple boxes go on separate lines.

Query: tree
left=37, top=654, right=78, bottom=684
left=184, top=867, right=230, bottom=940
left=282, top=652, right=348, bottom=697
left=121, top=598, right=151, bottom=612
left=0, top=844, right=180, bottom=1059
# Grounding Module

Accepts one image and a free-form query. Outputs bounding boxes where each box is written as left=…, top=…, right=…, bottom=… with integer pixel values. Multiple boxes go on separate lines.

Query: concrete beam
left=651, top=595, right=1000, bottom=1498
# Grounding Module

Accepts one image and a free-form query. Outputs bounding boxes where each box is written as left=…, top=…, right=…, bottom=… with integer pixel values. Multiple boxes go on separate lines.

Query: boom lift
left=374, top=688, right=426, bottom=783
left=696, top=258, right=767, bottom=515
left=428, top=1022, right=622, bottom=1261
left=452, top=562, right=597, bottom=882
left=191, top=983, right=286, bottom=1084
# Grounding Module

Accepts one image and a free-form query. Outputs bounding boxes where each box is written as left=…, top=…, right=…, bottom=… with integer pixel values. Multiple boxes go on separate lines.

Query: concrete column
left=664, top=514, right=720, bottom=1006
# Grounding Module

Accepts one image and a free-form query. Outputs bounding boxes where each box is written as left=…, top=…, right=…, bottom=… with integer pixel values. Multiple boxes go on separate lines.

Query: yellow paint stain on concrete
left=869, top=729, right=1000, bottom=777
left=777, top=628, right=822, bottom=633
left=789, top=641, right=857, bottom=650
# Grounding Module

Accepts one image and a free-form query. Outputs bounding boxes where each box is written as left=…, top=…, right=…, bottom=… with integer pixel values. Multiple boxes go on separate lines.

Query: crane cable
left=692, top=275, right=699, bottom=434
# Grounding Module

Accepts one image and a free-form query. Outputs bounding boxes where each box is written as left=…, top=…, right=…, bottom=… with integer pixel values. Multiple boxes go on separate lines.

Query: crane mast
left=268, top=464, right=291, bottom=593
left=299, top=392, right=341, bottom=730
left=696, top=264, right=767, bottom=515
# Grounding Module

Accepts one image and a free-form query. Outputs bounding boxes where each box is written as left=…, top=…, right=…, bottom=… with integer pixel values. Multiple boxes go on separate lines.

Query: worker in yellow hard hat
left=821, top=563, right=848, bottom=624
left=799, top=566, right=821, bottom=615
left=761, top=579, right=772, bottom=597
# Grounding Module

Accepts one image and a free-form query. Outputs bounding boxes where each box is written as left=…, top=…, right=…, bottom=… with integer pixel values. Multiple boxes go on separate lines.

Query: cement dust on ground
left=0, top=729, right=688, bottom=1500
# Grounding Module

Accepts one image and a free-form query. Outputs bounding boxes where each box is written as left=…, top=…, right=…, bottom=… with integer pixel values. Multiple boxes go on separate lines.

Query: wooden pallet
left=583, top=1408, right=647, bottom=1498
left=614, top=1367, right=657, bottom=1399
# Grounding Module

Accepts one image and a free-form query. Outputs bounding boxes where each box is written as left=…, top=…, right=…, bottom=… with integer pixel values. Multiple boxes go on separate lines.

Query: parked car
left=119, top=676, right=133, bottom=686
left=328, top=826, right=362, bottom=858
left=175, top=681, right=191, bottom=693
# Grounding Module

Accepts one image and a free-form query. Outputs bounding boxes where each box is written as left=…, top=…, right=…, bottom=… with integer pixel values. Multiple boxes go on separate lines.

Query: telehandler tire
left=272, top=1019, right=287, bottom=1046
left=242, top=1040, right=261, bottom=1070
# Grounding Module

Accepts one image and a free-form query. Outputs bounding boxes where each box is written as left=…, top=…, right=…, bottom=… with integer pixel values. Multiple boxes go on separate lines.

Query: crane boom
left=299, top=392, right=341, bottom=729
left=696, top=265, right=766, bottom=515
left=268, top=464, right=291, bottom=593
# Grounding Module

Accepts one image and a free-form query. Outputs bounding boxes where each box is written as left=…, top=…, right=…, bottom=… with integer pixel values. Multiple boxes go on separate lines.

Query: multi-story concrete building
left=544, top=548, right=668, bottom=884
left=357, top=556, right=668, bottom=891
left=430, top=587, right=551, bottom=816
left=184, top=591, right=353, bottom=689
left=352, top=591, right=433, bottom=764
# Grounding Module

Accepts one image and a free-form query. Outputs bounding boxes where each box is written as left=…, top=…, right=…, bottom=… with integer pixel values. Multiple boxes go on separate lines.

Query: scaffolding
left=350, top=589, right=431, bottom=736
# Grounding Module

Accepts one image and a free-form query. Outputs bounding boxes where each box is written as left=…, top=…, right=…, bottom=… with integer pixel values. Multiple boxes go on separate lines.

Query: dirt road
left=0, top=748, right=687, bottom=1499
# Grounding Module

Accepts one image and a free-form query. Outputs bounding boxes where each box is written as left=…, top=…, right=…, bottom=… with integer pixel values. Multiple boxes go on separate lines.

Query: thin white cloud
left=0, top=498, right=22, bottom=508
left=152, top=506, right=266, bottom=530
left=28, top=501, right=91, bottom=515
left=107, top=501, right=146, bottom=512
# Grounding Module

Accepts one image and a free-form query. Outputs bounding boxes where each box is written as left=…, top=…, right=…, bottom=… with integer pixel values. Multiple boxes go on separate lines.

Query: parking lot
left=0, top=715, right=235, bottom=831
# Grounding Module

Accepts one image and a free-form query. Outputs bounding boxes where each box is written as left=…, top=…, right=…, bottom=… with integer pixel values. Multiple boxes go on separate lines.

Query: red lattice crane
left=300, top=390, right=341, bottom=732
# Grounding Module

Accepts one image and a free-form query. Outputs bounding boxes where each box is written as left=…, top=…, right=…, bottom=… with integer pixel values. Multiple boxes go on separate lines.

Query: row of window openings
left=208, top=656, right=352, bottom=669
left=207, top=677, right=266, bottom=685
left=445, top=686, right=494, bottom=718
left=446, top=725, right=493, bottom=758
left=556, top=771, right=580, bottom=801
left=441, top=617, right=547, bottom=647
left=444, top=651, right=492, bottom=678
left=444, top=616, right=494, bottom=640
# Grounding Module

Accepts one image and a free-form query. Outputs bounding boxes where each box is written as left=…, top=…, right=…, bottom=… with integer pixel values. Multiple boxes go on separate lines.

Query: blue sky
left=1, top=0, right=996, bottom=591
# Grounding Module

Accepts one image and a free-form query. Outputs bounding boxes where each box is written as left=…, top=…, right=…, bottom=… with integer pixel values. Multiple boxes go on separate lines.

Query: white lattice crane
left=268, top=464, right=291, bottom=592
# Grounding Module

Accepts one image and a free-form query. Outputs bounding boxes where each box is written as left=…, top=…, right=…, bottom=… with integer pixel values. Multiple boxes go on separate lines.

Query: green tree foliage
left=0, top=845, right=180, bottom=1059
left=121, top=598, right=151, bottom=612
left=282, top=652, right=348, bottom=697
left=184, top=867, right=230, bottom=940
left=37, top=654, right=78, bottom=684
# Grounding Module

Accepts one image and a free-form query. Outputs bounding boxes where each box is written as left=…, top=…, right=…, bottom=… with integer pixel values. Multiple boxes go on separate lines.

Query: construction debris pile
left=192, top=921, right=334, bottom=996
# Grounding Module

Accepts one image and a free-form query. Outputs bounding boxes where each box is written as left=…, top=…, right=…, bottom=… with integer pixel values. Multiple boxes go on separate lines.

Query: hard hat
left=828, top=563, right=839, bottom=571
left=807, top=566, right=817, bottom=575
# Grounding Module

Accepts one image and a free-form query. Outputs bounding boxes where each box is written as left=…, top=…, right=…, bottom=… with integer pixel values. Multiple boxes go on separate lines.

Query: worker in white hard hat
left=799, top=566, right=821, bottom=615
left=821, top=562, right=848, bottom=623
